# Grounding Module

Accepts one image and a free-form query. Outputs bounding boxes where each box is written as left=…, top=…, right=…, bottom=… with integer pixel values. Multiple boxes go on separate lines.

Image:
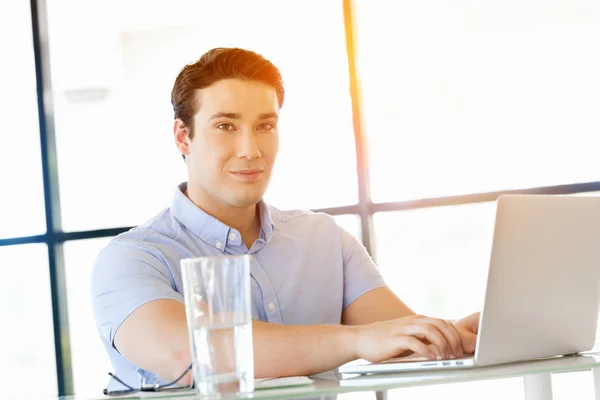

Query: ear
left=174, top=118, right=191, bottom=157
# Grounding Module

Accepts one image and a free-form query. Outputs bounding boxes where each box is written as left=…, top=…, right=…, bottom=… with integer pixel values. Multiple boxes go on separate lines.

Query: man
left=91, top=47, right=480, bottom=388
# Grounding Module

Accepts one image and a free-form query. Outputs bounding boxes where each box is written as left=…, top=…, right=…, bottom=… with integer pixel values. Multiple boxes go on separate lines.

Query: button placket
left=248, top=256, right=283, bottom=324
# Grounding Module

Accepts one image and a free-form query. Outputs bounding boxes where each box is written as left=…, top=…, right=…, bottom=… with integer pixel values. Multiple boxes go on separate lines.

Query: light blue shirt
left=91, top=182, right=386, bottom=387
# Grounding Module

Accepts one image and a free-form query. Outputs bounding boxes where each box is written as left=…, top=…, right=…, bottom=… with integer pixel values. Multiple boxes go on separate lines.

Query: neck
left=185, top=183, right=261, bottom=247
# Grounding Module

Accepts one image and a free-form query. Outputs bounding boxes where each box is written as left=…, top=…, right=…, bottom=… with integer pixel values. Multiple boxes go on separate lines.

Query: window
left=0, top=0, right=46, bottom=239
left=354, top=0, right=600, bottom=203
left=46, top=0, right=357, bottom=234
left=63, top=238, right=113, bottom=396
left=374, top=202, right=496, bottom=319
left=0, top=244, right=57, bottom=398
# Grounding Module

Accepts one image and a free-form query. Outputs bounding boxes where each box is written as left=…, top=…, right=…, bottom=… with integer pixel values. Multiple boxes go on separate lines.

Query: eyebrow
left=209, top=112, right=278, bottom=121
left=209, top=112, right=241, bottom=120
left=257, top=112, right=278, bottom=120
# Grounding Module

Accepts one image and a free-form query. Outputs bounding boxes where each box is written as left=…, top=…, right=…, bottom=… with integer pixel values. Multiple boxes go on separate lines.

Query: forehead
left=194, top=79, right=279, bottom=116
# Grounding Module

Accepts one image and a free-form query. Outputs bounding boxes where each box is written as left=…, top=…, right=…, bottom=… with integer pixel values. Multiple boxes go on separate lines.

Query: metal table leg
left=375, top=390, right=388, bottom=400
left=593, top=367, right=600, bottom=400
left=523, top=373, right=553, bottom=400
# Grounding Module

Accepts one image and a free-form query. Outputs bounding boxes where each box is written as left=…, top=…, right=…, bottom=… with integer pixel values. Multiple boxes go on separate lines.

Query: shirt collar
left=170, top=182, right=274, bottom=252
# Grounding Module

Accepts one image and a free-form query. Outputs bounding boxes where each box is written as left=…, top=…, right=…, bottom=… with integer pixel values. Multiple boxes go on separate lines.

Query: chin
left=224, top=184, right=267, bottom=207
left=226, top=194, right=264, bottom=209
left=231, top=199, right=262, bottom=209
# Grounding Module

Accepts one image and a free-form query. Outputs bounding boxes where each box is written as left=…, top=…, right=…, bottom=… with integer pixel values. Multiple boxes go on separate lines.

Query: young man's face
left=180, top=78, right=280, bottom=209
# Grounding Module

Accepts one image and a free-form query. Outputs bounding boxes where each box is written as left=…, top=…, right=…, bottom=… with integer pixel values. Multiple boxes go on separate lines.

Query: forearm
left=114, top=300, right=193, bottom=385
left=252, top=321, right=358, bottom=378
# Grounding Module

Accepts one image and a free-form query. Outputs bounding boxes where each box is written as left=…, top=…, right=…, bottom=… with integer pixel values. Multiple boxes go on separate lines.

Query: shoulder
left=268, top=205, right=339, bottom=231
left=104, top=207, right=182, bottom=246
left=265, top=205, right=350, bottom=250
left=94, top=208, right=183, bottom=271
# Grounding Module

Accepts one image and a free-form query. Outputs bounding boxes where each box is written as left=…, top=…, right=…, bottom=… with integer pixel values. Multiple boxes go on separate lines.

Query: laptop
left=339, top=194, right=600, bottom=375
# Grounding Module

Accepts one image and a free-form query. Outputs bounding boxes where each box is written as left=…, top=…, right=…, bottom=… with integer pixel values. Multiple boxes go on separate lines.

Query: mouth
left=230, top=169, right=264, bottom=182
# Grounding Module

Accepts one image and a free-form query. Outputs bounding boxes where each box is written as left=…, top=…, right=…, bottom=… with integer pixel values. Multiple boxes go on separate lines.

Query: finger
left=457, top=312, right=480, bottom=334
left=428, top=319, right=463, bottom=358
left=397, top=336, right=437, bottom=360
left=458, top=329, right=477, bottom=354
left=445, top=320, right=465, bottom=357
left=468, top=313, right=480, bottom=334
left=399, top=323, right=452, bottom=359
left=414, top=319, right=455, bottom=359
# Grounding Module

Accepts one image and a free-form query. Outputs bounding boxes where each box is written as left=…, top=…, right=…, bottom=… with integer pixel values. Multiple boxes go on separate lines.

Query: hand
left=453, top=311, right=480, bottom=354
left=352, top=315, right=465, bottom=363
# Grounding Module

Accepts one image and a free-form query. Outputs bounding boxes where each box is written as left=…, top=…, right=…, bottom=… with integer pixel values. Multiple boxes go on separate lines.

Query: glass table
left=58, top=352, right=600, bottom=400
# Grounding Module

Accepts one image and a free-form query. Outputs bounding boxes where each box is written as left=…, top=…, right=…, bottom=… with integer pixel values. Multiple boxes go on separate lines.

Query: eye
left=217, top=123, right=235, bottom=131
left=257, top=122, right=275, bottom=131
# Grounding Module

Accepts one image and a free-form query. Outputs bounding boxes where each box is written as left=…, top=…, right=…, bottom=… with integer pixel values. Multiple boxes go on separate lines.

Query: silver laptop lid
left=475, top=194, right=600, bottom=366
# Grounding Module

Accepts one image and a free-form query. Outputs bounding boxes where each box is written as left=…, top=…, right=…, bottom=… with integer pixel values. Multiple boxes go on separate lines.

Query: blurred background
left=1, top=0, right=600, bottom=398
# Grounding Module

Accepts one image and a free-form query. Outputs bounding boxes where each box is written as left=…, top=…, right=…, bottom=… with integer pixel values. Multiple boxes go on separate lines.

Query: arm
left=113, top=300, right=357, bottom=381
left=115, top=299, right=464, bottom=381
left=113, top=299, right=192, bottom=384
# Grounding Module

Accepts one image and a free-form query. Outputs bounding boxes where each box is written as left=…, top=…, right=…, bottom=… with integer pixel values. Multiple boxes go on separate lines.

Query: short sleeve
left=340, top=226, right=387, bottom=309
left=91, top=238, right=184, bottom=348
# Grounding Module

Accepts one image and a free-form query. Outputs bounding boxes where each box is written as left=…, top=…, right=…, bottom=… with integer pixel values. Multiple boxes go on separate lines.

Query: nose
left=236, top=130, right=261, bottom=160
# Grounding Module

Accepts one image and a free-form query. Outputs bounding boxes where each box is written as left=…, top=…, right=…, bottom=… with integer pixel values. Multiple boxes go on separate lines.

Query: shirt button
left=229, top=232, right=237, bottom=241
left=216, top=241, right=222, bottom=249
left=267, top=302, right=276, bottom=312
left=248, top=255, right=254, bottom=261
